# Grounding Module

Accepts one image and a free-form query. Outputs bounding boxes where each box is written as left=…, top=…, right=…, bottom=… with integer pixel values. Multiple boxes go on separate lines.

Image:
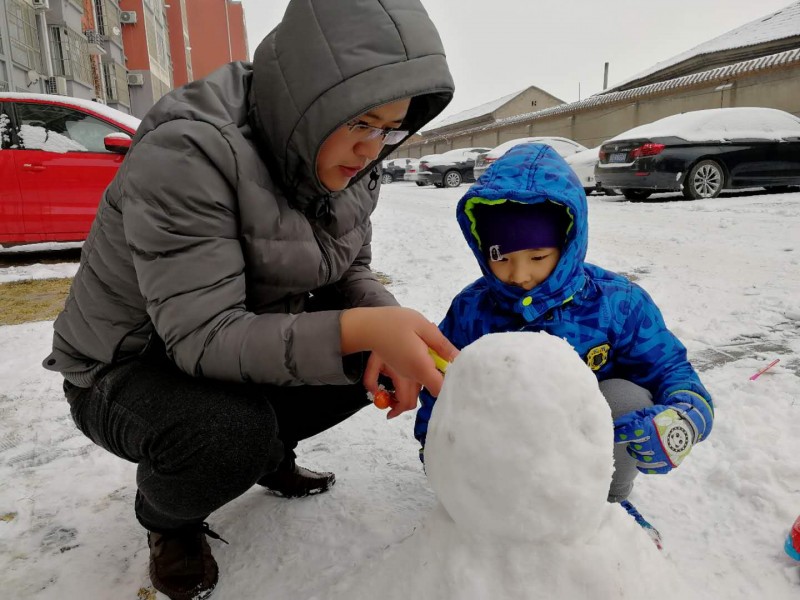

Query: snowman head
left=425, top=332, right=614, bottom=543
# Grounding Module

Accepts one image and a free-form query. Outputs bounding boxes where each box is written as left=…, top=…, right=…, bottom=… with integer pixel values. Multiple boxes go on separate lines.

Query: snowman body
left=332, top=332, right=691, bottom=600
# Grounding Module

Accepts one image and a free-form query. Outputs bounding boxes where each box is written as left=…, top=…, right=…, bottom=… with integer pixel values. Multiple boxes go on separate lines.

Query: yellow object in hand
left=428, top=348, right=450, bottom=374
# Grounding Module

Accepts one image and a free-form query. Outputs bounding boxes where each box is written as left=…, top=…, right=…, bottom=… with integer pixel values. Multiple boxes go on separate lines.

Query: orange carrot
left=373, top=389, right=393, bottom=409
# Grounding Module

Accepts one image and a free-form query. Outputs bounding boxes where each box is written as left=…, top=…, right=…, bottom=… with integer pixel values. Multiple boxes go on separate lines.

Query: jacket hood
left=250, top=0, right=454, bottom=203
left=456, top=143, right=589, bottom=322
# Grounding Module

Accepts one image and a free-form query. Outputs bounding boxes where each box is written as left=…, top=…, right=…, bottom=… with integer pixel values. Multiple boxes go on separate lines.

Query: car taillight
left=485, top=157, right=496, bottom=164
left=630, top=143, right=665, bottom=159
left=598, top=149, right=607, bottom=161
left=420, top=162, right=428, bottom=170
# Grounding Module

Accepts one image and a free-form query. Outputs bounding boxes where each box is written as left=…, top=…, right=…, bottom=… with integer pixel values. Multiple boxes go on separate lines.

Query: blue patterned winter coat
left=415, top=143, right=713, bottom=453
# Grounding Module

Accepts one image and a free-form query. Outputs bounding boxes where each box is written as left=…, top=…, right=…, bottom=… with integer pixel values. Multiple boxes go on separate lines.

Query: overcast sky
left=238, top=0, right=793, bottom=120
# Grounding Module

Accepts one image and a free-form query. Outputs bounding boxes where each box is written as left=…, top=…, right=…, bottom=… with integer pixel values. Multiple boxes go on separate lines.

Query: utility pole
left=603, top=62, right=609, bottom=90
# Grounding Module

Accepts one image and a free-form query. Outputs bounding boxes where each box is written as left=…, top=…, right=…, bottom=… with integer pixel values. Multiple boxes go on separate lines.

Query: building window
left=6, top=0, right=42, bottom=72
left=94, top=0, right=121, bottom=39
left=0, top=59, right=9, bottom=91
left=103, top=61, right=130, bottom=107
left=144, top=0, right=171, bottom=86
left=50, top=27, right=92, bottom=86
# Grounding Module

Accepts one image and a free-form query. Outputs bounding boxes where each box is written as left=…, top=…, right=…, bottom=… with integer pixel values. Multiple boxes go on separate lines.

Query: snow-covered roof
left=609, top=1, right=800, bottom=91
left=609, top=106, right=800, bottom=143
left=421, top=89, right=523, bottom=133
left=414, top=47, right=800, bottom=144
left=0, top=92, right=141, bottom=132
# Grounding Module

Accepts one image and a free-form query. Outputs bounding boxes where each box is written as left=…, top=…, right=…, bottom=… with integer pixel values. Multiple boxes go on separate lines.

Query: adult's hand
left=341, top=306, right=458, bottom=398
left=363, top=352, right=422, bottom=419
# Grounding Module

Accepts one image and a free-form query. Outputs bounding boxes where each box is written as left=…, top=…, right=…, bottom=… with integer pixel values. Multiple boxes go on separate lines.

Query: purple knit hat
left=474, top=201, right=568, bottom=261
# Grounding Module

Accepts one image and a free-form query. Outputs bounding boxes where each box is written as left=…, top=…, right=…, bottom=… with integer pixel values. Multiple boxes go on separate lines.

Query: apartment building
left=118, top=0, right=171, bottom=117
left=1, top=0, right=249, bottom=118
left=165, top=0, right=190, bottom=88
left=0, top=0, right=129, bottom=111
left=184, top=0, right=247, bottom=81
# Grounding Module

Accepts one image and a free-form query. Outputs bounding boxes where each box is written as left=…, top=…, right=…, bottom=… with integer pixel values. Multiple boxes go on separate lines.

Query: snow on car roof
left=565, top=146, right=601, bottom=166
left=0, top=93, right=141, bottom=132
left=487, top=137, right=583, bottom=158
left=609, top=2, right=800, bottom=91
left=609, top=107, right=800, bottom=143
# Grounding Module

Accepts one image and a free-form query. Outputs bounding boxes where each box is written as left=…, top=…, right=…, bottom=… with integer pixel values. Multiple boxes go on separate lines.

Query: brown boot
left=257, top=459, right=335, bottom=498
left=147, top=522, right=227, bottom=600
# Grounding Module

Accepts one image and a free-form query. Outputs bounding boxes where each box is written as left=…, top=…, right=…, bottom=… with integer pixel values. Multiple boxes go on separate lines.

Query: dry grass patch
left=0, top=278, right=72, bottom=325
left=0, top=273, right=392, bottom=326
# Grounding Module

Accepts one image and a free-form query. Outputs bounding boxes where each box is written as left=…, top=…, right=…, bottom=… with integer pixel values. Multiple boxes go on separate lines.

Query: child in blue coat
left=415, top=143, right=713, bottom=510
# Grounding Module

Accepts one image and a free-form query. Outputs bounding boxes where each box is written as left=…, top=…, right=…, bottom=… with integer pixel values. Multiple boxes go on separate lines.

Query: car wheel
left=602, top=188, right=618, bottom=197
left=415, top=181, right=427, bottom=187
left=380, top=173, right=393, bottom=185
left=623, top=189, right=652, bottom=201
left=684, top=160, right=725, bottom=200
left=443, top=170, right=462, bottom=188
left=583, top=187, right=594, bottom=196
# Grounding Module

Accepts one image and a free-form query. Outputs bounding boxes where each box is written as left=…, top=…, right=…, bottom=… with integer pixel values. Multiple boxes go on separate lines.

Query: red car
left=0, top=93, right=139, bottom=245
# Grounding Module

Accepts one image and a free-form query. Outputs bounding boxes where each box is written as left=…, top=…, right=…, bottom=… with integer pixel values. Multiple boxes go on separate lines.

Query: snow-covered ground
left=0, top=183, right=798, bottom=599
left=0, top=243, right=81, bottom=283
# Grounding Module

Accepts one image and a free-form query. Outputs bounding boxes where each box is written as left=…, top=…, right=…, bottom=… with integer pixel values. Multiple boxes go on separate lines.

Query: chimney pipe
left=603, top=62, right=609, bottom=90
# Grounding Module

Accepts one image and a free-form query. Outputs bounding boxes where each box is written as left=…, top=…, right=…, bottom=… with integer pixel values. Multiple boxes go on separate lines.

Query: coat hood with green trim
left=456, top=143, right=589, bottom=322
left=250, top=0, right=454, bottom=203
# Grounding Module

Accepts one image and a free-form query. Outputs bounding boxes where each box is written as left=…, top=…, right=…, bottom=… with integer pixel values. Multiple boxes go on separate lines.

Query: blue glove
left=664, top=391, right=714, bottom=441
left=613, top=392, right=712, bottom=474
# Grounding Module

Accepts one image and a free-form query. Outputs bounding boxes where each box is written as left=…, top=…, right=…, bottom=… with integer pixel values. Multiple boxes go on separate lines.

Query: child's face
left=316, top=98, right=411, bottom=192
left=488, top=247, right=561, bottom=291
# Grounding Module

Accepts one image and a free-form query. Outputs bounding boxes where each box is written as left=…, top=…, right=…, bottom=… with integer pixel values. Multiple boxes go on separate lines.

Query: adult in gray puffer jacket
left=44, top=1, right=456, bottom=597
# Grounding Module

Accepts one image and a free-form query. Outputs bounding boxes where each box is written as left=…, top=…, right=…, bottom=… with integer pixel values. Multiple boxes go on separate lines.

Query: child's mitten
left=613, top=404, right=697, bottom=474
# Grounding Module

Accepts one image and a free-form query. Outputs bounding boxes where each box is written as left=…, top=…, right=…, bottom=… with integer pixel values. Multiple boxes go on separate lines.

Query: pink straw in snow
left=749, top=359, right=780, bottom=381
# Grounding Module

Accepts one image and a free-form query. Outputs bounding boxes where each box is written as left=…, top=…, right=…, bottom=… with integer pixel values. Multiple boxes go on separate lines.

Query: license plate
left=609, top=152, right=628, bottom=163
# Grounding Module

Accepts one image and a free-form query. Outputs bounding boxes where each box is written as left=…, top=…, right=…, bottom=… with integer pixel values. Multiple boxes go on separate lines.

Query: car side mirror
left=104, top=132, right=132, bottom=155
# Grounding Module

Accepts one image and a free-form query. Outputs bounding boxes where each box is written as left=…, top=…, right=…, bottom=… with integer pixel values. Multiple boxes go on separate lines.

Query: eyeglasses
left=346, top=119, right=409, bottom=146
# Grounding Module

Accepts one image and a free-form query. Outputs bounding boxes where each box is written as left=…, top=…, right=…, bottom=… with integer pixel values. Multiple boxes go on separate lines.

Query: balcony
left=83, top=29, right=107, bottom=55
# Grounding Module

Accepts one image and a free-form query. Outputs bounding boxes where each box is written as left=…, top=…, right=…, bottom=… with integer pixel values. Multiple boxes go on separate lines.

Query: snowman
left=332, top=331, right=694, bottom=600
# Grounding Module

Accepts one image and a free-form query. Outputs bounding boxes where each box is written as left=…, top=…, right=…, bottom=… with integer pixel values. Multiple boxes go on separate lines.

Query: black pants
left=64, top=343, right=370, bottom=531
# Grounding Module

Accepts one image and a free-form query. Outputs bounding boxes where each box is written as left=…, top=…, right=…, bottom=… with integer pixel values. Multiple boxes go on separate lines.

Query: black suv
left=417, top=147, right=492, bottom=188
left=380, top=158, right=410, bottom=184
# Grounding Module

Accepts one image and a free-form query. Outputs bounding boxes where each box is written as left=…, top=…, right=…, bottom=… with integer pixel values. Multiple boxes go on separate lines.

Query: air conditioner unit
left=46, top=76, right=68, bottom=96
left=120, top=10, right=138, bottom=24
left=127, top=73, right=145, bottom=86
left=32, top=0, right=49, bottom=10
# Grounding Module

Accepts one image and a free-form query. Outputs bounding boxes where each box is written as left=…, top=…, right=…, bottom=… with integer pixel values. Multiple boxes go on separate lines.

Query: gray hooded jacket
left=44, top=0, right=454, bottom=387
